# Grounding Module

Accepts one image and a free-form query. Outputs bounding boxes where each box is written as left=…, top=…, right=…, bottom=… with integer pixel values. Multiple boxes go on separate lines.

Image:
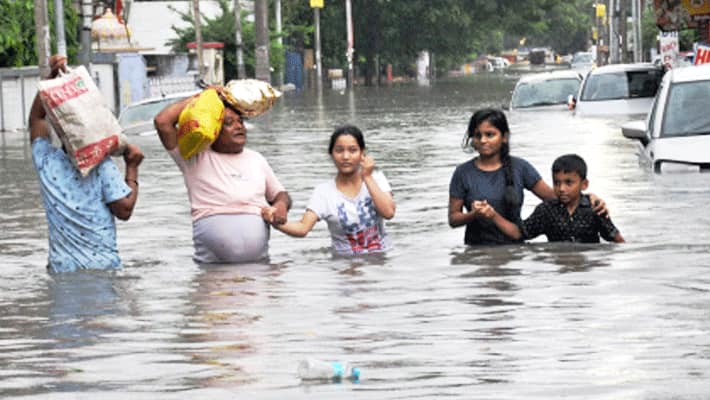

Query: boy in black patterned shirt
left=476, top=154, right=625, bottom=243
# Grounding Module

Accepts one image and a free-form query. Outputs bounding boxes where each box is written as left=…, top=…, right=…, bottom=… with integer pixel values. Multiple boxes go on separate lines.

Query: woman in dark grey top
left=448, top=108, right=605, bottom=245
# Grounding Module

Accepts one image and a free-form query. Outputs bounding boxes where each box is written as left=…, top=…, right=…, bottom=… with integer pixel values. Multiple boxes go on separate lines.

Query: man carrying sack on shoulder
left=29, top=55, right=144, bottom=273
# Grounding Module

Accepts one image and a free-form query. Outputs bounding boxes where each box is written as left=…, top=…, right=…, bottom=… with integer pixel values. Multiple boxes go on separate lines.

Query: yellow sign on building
left=682, top=0, right=710, bottom=15
left=310, top=0, right=324, bottom=8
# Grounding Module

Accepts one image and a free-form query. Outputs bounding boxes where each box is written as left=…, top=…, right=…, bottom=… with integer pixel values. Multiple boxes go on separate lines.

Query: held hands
left=471, top=200, right=497, bottom=219
left=360, top=154, right=375, bottom=178
left=261, top=203, right=288, bottom=225
left=123, top=144, right=144, bottom=167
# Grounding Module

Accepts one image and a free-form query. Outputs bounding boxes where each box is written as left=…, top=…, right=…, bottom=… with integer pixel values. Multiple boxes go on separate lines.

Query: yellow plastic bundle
left=219, top=79, right=282, bottom=117
left=177, top=88, right=224, bottom=159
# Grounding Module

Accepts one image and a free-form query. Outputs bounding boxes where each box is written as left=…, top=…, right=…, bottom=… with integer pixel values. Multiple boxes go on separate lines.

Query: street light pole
left=314, top=7, right=322, bottom=88
left=636, top=0, right=643, bottom=62
left=78, top=0, right=92, bottom=68
left=275, top=0, right=283, bottom=86
left=193, top=0, right=205, bottom=80
left=345, top=0, right=354, bottom=88
left=234, top=0, right=246, bottom=78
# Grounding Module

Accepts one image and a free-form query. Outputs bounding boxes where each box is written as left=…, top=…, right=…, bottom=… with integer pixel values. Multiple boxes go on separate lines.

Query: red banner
left=695, top=43, right=710, bottom=64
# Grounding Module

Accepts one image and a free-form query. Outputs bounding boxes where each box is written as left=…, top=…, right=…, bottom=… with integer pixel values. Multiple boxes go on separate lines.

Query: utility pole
left=234, top=0, right=246, bottom=78
left=620, top=0, right=628, bottom=62
left=345, top=0, right=354, bottom=88
left=636, top=0, right=643, bottom=62
left=609, top=0, right=618, bottom=64
left=193, top=0, right=205, bottom=80
left=310, top=0, right=324, bottom=89
left=275, top=0, right=283, bottom=86
left=78, top=0, right=92, bottom=68
left=631, top=0, right=643, bottom=62
left=631, top=0, right=639, bottom=63
left=314, top=7, right=322, bottom=88
left=595, top=4, right=602, bottom=66
left=254, top=0, right=271, bottom=83
left=34, top=0, right=51, bottom=77
left=54, top=0, right=67, bottom=57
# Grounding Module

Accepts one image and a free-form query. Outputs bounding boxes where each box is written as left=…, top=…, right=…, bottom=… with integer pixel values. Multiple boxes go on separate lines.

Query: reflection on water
left=3, top=75, right=710, bottom=399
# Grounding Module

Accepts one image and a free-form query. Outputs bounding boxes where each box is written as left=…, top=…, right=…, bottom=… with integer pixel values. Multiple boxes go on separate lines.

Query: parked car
left=569, top=51, right=595, bottom=73
left=569, top=63, right=664, bottom=118
left=509, top=70, right=582, bottom=110
left=621, top=64, right=710, bottom=173
left=488, top=56, right=510, bottom=71
left=118, top=91, right=199, bottom=136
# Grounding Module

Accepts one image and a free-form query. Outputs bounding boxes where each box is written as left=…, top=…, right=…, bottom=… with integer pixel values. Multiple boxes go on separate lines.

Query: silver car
left=622, top=64, right=710, bottom=173
left=118, top=91, right=198, bottom=136
left=570, top=51, right=595, bottom=73
left=509, top=70, right=582, bottom=110
left=571, top=63, right=664, bottom=118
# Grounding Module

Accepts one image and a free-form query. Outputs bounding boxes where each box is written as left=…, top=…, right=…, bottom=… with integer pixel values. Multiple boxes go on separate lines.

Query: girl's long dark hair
left=464, top=108, right=520, bottom=219
left=329, top=125, right=366, bottom=154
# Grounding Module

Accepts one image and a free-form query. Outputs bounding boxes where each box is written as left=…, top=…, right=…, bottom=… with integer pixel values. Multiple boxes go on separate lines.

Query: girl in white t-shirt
left=263, top=125, right=396, bottom=255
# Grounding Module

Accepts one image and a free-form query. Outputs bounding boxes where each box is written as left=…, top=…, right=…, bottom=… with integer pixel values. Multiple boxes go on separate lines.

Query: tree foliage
left=170, top=0, right=677, bottom=83
left=0, top=0, right=80, bottom=68
left=297, top=0, right=603, bottom=83
left=168, top=0, right=284, bottom=81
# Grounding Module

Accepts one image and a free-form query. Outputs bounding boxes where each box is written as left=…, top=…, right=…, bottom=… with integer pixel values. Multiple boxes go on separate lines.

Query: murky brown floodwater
left=3, top=73, right=710, bottom=399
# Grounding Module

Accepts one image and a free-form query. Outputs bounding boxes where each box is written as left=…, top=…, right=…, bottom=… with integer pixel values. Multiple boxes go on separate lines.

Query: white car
left=570, top=63, right=664, bottom=118
left=570, top=51, right=595, bottom=73
left=118, top=91, right=199, bottom=136
left=509, top=70, right=582, bottom=110
left=621, top=64, right=710, bottom=173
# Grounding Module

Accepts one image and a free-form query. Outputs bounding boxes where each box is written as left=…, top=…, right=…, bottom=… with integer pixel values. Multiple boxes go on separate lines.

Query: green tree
left=0, top=0, right=79, bottom=67
left=310, top=0, right=600, bottom=83
left=168, top=0, right=284, bottom=81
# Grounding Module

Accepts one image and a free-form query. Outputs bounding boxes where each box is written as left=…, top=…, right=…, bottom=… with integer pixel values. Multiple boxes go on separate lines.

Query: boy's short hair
left=552, top=154, right=587, bottom=179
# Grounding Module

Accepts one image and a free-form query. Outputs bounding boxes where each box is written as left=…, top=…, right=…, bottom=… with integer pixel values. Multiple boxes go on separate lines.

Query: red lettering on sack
left=41, top=76, right=89, bottom=109
left=74, top=135, right=119, bottom=170
left=177, top=120, right=200, bottom=138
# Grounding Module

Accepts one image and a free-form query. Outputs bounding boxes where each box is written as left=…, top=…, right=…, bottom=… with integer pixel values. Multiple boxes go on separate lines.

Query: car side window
left=646, top=82, right=662, bottom=139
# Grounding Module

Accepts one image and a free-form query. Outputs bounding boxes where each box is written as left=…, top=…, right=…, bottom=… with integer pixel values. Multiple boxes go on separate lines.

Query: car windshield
left=661, top=79, right=710, bottom=138
left=119, top=97, right=187, bottom=128
left=511, top=78, right=580, bottom=108
left=580, top=70, right=662, bottom=101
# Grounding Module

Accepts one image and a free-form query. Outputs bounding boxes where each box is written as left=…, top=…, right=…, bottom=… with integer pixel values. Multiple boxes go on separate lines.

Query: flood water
left=3, top=73, right=710, bottom=399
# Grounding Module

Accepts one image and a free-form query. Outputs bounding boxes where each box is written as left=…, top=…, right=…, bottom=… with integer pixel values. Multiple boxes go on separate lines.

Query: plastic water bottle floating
left=297, top=359, right=360, bottom=382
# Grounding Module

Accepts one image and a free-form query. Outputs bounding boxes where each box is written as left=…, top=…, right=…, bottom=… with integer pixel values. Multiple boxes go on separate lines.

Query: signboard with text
left=310, top=0, right=324, bottom=8
left=654, top=0, right=710, bottom=31
left=660, top=31, right=680, bottom=69
left=695, top=42, right=710, bottom=64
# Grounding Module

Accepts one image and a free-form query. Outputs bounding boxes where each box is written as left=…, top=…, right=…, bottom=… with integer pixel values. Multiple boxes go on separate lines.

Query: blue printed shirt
left=32, top=138, right=131, bottom=273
